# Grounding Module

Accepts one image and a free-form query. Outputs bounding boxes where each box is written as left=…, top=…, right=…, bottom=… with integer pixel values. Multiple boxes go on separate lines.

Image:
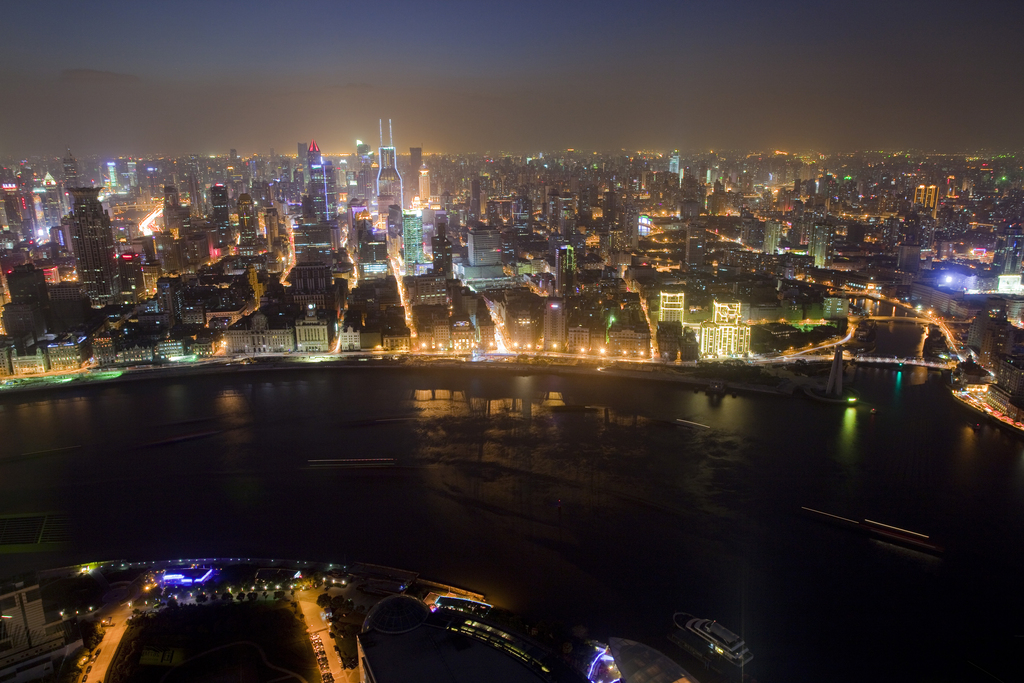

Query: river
left=1, top=325, right=1022, bottom=683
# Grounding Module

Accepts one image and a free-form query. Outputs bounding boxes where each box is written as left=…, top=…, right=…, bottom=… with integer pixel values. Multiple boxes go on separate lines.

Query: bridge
left=852, top=355, right=952, bottom=369
left=861, top=315, right=933, bottom=323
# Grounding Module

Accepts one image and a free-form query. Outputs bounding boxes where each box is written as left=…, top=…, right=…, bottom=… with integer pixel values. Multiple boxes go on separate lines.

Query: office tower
left=623, top=203, right=640, bottom=249
left=409, top=147, right=422, bottom=176
left=419, top=168, right=430, bottom=203
left=116, top=252, right=144, bottom=303
left=106, top=161, right=119, bottom=191
left=471, top=178, right=481, bottom=219
left=293, top=200, right=333, bottom=265
left=377, top=120, right=403, bottom=210
left=2, top=184, right=28, bottom=240
left=543, top=298, right=566, bottom=351
left=808, top=223, right=834, bottom=268
left=298, top=142, right=306, bottom=161
left=210, top=184, right=229, bottom=227
left=659, top=291, right=685, bottom=323
left=402, top=210, right=424, bottom=273
left=69, top=187, right=119, bottom=305
left=914, top=184, right=938, bottom=217
left=432, top=221, right=453, bottom=276
left=264, top=206, right=280, bottom=245
left=237, top=193, right=257, bottom=246
left=62, top=149, right=79, bottom=187
left=0, top=582, right=77, bottom=682
left=306, top=140, right=333, bottom=222
left=556, top=244, right=576, bottom=296
left=685, top=225, right=704, bottom=267
left=669, top=150, right=680, bottom=176
left=467, top=226, right=501, bottom=267
left=763, top=220, right=783, bottom=255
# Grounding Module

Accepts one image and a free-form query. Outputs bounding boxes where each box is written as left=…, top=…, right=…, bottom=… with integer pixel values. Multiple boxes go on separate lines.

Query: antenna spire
left=389, top=119, right=393, bottom=146
left=379, top=119, right=383, bottom=148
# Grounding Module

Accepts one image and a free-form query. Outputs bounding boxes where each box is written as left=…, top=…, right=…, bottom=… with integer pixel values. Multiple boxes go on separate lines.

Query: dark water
left=2, top=333, right=1024, bottom=682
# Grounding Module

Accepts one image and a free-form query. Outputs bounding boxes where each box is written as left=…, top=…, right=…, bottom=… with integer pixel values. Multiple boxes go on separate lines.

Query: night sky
left=1, top=0, right=1022, bottom=156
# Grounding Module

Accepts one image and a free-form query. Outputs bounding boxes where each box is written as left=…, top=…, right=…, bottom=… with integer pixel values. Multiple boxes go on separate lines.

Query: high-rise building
left=763, top=220, right=783, bottom=255
left=543, top=298, right=566, bottom=351
left=914, top=184, right=938, bottom=218
left=467, top=226, right=501, bottom=267
left=432, top=221, right=453, bottom=276
left=62, top=149, right=79, bottom=187
left=669, top=151, right=680, bottom=176
left=623, top=203, right=640, bottom=249
left=237, top=193, right=257, bottom=246
left=68, top=187, right=118, bottom=306
left=409, top=147, right=422, bottom=176
left=306, top=140, right=335, bottom=222
left=685, top=225, right=704, bottom=267
left=556, top=244, right=576, bottom=296
left=209, top=184, right=229, bottom=228
left=377, top=120, right=403, bottom=210
left=419, top=168, right=430, bottom=203
left=264, top=207, right=281, bottom=245
left=402, top=210, right=425, bottom=273
left=659, top=291, right=685, bottom=323
left=116, top=252, right=144, bottom=303
left=809, top=222, right=834, bottom=268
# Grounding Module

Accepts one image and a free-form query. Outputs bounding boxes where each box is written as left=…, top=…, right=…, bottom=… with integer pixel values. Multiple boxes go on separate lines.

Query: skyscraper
left=556, top=244, right=576, bottom=296
left=409, top=147, right=422, bottom=176
left=377, top=120, right=403, bottom=210
left=209, top=184, right=230, bottom=246
left=237, top=193, right=257, bottom=246
left=914, top=184, right=938, bottom=218
left=762, top=220, right=783, bottom=255
left=402, top=210, right=424, bottom=274
left=419, top=168, right=430, bottom=203
left=69, top=187, right=118, bottom=305
left=809, top=222, right=835, bottom=268
left=306, top=140, right=334, bottom=222
left=432, top=221, right=453, bottom=276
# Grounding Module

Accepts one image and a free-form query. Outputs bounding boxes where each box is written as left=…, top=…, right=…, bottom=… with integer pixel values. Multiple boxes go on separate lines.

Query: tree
left=236, top=592, right=245, bottom=602
left=274, top=591, right=285, bottom=600
left=262, top=591, right=268, bottom=599
left=247, top=592, right=257, bottom=602
left=222, top=593, right=232, bottom=601
left=317, top=593, right=331, bottom=609
left=196, top=593, right=208, bottom=603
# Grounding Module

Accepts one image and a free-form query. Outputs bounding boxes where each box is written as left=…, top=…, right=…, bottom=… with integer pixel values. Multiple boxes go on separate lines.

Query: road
left=296, top=591, right=358, bottom=683
left=86, top=574, right=147, bottom=683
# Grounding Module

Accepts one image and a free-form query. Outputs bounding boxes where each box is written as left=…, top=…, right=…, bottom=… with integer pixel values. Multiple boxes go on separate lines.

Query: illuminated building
left=2, top=184, right=33, bottom=241
left=225, top=310, right=296, bottom=354
left=209, top=183, right=230, bottom=244
left=116, top=252, right=144, bottom=303
left=377, top=120, right=403, bottom=210
left=543, top=298, right=566, bottom=351
left=106, top=161, right=118, bottom=192
left=623, top=203, right=640, bottom=249
left=69, top=187, right=119, bottom=305
left=659, top=291, right=685, bottom=323
left=699, top=301, right=750, bottom=357
left=264, top=206, right=280, bottom=245
left=419, top=168, right=430, bottom=204
left=567, top=325, right=590, bottom=353
left=61, top=149, right=78, bottom=188
left=914, top=184, right=938, bottom=218
left=237, top=193, right=258, bottom=247
left=159, top=567, right=214, bottom=586
left=763, top=220, right=783, bottom=255
left=468, top=226, right=501, bottom=267
left=556, top=244, right=576, bottom=296
left=669, top=150, right=680, bottom=176
left=306, top=140, right=335, bottom=222
left=402, top=210, right=425, bottom=273
left=822, top=297, right=849, bottom=320
left=294, top=303, right=330, bottom=352
left=808, top=222, right=834, bottom=268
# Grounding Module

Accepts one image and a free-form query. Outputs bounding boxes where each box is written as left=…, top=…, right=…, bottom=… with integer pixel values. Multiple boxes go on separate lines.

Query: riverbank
left=0, top=356, right=804, bottom=402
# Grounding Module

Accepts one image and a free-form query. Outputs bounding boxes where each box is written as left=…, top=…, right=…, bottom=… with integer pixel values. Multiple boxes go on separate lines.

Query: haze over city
left=2, top=0, right=1024, bottom=156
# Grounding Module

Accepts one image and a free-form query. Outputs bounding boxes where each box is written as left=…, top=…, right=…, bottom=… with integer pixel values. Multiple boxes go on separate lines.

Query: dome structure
left=361, top=595, right=430, bottom=635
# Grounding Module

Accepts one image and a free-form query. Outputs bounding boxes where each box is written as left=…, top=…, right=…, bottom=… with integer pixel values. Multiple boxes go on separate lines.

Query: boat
left=673, top=613, right=753, bottom=666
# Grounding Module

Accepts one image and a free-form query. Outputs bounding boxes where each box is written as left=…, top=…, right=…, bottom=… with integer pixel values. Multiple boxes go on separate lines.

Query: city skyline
left=2, top=1, right=1023, bottom=156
